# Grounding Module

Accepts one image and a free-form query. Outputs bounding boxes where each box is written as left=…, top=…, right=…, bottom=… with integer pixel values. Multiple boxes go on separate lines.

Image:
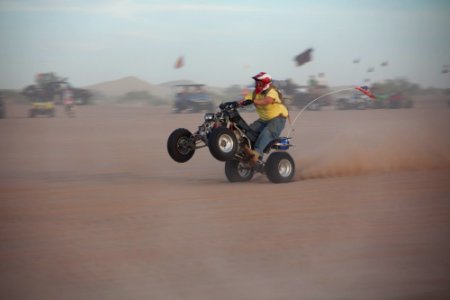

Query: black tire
left=167, top=128, right=195, bottom=163
left=225, top=159, right=254, bottom=182
left=265, top=152, right=295, bottom=183
left=208, top=127, right=238, bottom=161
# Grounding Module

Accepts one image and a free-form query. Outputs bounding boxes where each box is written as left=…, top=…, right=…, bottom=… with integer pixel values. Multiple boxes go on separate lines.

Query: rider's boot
left=242, top=145, right=253, bottom=157
left=249, top=152, right=260, bottom=165
left=242, top=145, right=262, bottom=167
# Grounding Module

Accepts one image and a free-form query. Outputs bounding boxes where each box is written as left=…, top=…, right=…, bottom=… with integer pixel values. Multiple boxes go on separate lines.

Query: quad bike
left=29, top=101, right=55, bottom=118
left=167, top=101, right=295, bottom=183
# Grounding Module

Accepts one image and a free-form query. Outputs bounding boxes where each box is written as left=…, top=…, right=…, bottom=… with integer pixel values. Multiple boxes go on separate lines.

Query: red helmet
left=252, top=72, right=272, bottom=94
left=252, top=71, right=272, bottom=83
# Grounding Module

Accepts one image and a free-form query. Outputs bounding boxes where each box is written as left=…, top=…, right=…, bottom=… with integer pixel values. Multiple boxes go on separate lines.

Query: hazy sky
left=1, top=0, right=449, bottom=89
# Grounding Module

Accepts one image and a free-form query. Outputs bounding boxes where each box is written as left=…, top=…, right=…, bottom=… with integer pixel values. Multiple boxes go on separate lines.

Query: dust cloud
left=296, top=120, right=450, bottom=180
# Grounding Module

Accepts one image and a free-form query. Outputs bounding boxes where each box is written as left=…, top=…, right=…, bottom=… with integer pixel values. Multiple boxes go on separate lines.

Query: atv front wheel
left=208, top=127, right=238, bottom=161
left=265, top=152, right=295, bottom=183
left=167, top=128, right=195, bottom=163
left=225, top=159, right=254, bottom=182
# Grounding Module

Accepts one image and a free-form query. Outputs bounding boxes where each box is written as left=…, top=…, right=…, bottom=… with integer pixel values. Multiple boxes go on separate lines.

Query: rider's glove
left=239, top=99, right=253, bottom=106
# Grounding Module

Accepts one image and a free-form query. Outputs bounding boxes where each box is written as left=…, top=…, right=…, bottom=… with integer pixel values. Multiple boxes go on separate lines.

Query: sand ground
left=1, top=101, right=449, bottom=299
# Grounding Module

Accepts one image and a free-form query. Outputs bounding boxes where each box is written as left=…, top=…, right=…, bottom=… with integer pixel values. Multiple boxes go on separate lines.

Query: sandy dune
left=1, top=102, right=449, bottom=299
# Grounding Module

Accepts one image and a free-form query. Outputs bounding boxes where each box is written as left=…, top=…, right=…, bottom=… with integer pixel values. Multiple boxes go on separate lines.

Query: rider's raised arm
left=238, top=91, right=254, bottom=106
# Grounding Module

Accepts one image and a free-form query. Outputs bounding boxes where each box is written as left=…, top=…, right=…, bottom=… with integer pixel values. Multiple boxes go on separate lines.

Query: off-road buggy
left=172, top=84, right=215, bottom=113
left=167, top=101, right=295, bottom=183
left=29, top=100, right=55, bottom=118
left=336, top=93, right=371, bottom=110
left=22, top=72, right=92, bottom=106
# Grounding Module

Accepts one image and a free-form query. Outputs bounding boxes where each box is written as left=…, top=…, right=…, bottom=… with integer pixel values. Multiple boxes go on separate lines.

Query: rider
left=63, top=87, right=74, bottom=112
left=238, top=72, right=289, bottom=165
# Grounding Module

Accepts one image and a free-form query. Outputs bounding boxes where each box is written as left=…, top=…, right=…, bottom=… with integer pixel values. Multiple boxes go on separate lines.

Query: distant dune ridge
left=85, top=76, right=173, bottom=98
left=84, top=76, right=226, bottom=101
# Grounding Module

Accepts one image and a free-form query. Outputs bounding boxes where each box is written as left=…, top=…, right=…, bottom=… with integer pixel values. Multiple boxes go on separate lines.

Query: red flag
left=174, top=56, right=184, bottom=69
left=294, top=48, right=313, bottom=67
left=355, top=86, right=376, bottom=99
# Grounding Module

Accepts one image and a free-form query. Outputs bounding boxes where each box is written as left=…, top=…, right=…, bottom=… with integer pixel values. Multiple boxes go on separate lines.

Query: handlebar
left=219, top=101, right=239, bottom=110
left=219, top=99, right=252, bottom=111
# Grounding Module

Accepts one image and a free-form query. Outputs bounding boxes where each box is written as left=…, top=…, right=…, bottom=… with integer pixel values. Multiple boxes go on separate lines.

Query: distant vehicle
left=369, top=81, right=414, bottom=109
left=290, top=88, right=330, bottom=110
left=22, top=72, right=92, bottom=106
left=272, top=79, right=330, bottom=111
left=72, top=88, right=92, bottom=105
left=172, top=84, right=214, bottom=113
left=372, top=92, right=413, bottom=109
left=29, top=100, right=55, bottom=118
left=336, top=93, right=371, bottom=110
left=22, top=79, right=55, bottom=117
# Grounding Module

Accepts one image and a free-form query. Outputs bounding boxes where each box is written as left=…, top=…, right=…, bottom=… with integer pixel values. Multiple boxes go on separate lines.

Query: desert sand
left=1, top=101, right=449, bottom=299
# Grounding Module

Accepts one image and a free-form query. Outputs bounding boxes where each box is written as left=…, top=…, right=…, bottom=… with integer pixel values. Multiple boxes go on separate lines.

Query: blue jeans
left=249, top=116, right=286, bottom=157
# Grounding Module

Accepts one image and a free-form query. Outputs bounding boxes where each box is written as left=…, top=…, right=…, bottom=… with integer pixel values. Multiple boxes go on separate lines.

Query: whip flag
left=174, top=56, right=184, bottom=69
left=355, top=86, right=376, bottom=99
left=294, top=48, right=313, bottom=67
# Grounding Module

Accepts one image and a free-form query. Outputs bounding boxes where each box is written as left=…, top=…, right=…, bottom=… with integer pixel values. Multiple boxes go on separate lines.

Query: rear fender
left=263, top=137, right=293, bottom=154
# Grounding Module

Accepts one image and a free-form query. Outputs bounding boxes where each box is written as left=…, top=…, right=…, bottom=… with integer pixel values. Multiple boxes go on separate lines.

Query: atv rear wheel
left=225, top=159, right=254, bottom=182
left=167, top=128, right=195, bottom=163
left=265, top=152, right=295, bottom=183
left=208, top=127, right=238, bottom=161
